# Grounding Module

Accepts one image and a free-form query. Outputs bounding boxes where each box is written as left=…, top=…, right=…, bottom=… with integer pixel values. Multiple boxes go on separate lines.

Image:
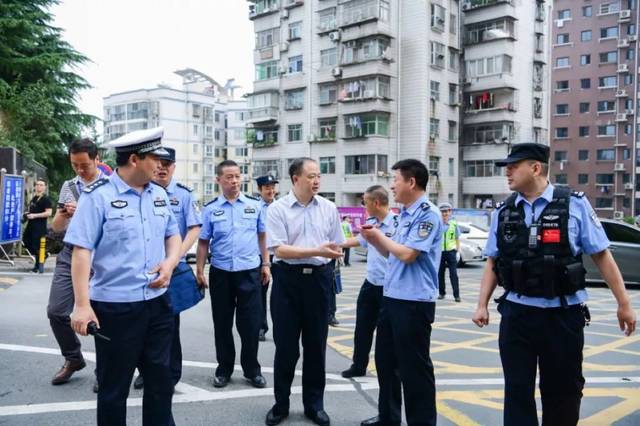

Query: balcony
left=248, top=0, right=280, bottom=20
left=339, top=0, right=388, bottom=28
left=246, top=107, right=279, bottom=124
left=246, top=128, right=279, bottom=148
left=462, top=0, right=512, bottom=11
left=340, top=37, right=393, bottom=66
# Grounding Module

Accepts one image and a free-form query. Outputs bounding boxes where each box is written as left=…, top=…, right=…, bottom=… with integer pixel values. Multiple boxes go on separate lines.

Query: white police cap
left=108, top=127, right=169, bottom=156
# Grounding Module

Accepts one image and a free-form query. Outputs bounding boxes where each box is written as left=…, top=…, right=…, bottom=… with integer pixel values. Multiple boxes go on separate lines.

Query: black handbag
left=168, top=262, right=204, bottom=314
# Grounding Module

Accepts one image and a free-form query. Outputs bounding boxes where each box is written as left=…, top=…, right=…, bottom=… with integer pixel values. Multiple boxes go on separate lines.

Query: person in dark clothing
left=23, top=179, right=52, bottom=272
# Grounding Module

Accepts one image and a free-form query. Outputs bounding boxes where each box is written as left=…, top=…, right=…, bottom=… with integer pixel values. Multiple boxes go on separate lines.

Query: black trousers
left=351, top=280, right=383, bottom=371
left=47, top=245, right=83, bottom=363
left=271, top=262, right=333, bottom=413
left=498, top=300, right=585, bottom=426
left=343, top=247, right=351, bottom=266
left=92, top=292, right=175, bottom=426
left=260, top=255, right=273, bottom=334
left=438, top=249, right=459, bottom=298
left=209, top=266, right=262, bottom=378
left=375, top=297, right=436, bottom=425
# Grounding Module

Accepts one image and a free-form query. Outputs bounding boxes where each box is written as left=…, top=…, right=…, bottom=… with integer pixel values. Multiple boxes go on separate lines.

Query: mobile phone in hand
left=57, top=202, right=66, bottom=212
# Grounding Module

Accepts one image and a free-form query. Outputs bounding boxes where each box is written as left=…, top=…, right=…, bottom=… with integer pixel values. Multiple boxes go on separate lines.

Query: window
left=581, top=30, right=592, bottom=42
left=555, top=57, right=570, bottom=68
left=579, top=126, right=590, bottom=137
left=555, top=127, right=568, bottom=138
left=554, top=151, right=568, bottom=162
left=624, top=74, right=634, bottom=85
left=318, top=192, right=335, bottom=202
left=557, top=9, right=571, bottom=20
left=556, top=80, right=569, bottom=91
left=430, top=81, right=440, bottom=101
left=450, top=13, right=457, bottom=35
left=600, top=26, right=618, bottom=39
left=318, top=8, right=337, bottom=32
left=600, top=2, right=621, bottom=15
left=597, top=149, right=615, bottom=160
left=193, top=124, right=199, bottom=136
left=430, top=3, right=446, bottom=31
left=235, top=112, right=245, bottom=121
left=319, top=118, right=337, bottom=140
left=557, top=33, right=570, bottom=44
left=626, top=49, right=635, bottom=61
left=448, top=48, right=460, bottom=72
left=253, top=160, right=281, bottom=180
left=192, top=163, right=199, bottom=174
left=288, top=21, right=302, bottom=40
left=582, top=5, right=592, bottom=17
left=602, top=221, right=640, bottom=244
left=598, top=125, right=616, bottom=136
left=448, top=158, right=455, bottom=177
left=580, top=54, right=591, bottom=65
left=285, top=89, right=304, bottom=110
left=255, top=61, right=278, bottom=80
left=578, top=174, right=589, bottom=184
left=556, top=104, right=569, bottom=115
left=580, top=78, right=591, bottom=89
left=342, top=0, right=390, bottom=25
left=345, top=154, right=385, bottom=175
left=287, top=124, right=302, bottom=142
left=596, top=174, right=615, bottom=184
left=555, top=174, right=568, bottom=185
left=599, top=76, right=617, bottom=88
left=599, top=51, right=618, bottom=64
left=449, top=84, right=458, bottom=105
left=256, top=28, right=279, bottom=49
left=629, top=22, right=637, bottom=35
left=430, top=41, right=446, bottom=68
left=597, top=100, right=615, bottom=112
left=345, top=113, right=390, bottom=138
left=465, top=55, right=512, bottom=77
left=596, top=198, right=614, bottom=208
left=338, top=76, right=390, bottom=101
left=448, top=121, right=457, bottom=142
left=464, top=160, right=505, bottom=178
left=429, top=156, right=440, bottom=175
left=319, top=84, right=337, bottom=105
left=579, top=102, right=590, bottom=113
left=578, top=150, right=589, bottom=161
left=319, top=157, right=336, bottom=174
left=430, top=118, right=440, bottom=138
left=320, top=48, right=337, bottom=67
left=288, top=55, right=303, bottom=73
left=341, top=36, right=390, bottom=64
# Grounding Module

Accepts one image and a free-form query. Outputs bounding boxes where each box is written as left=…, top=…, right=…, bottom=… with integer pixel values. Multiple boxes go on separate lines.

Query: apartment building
left=246, top=0, right=462, bottom=206
left=550, top=0, right=638, bottom=219
left=103, top=69, right=251, bottom=202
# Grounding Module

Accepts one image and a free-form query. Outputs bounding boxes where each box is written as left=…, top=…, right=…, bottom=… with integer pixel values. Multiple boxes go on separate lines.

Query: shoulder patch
left=571, top=191, right=585, bottom=198
left=204, top=197, right=219, bottom=207
left=83, top=178, right=109, bottom=193
left=244, top=193, right=259, bottom=201
left=420, top=202, right=431, bottom=211
left=417, top=221, right=434, bottom=239
left=176, top=182, right=193, bottom=192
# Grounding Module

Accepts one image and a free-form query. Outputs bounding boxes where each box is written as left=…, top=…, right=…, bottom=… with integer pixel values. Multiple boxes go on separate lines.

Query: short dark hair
left=365, top=185, right=389, bottom=206
left=288, top=157, right=316, bottom=182
left=216, top=160, right=239, bottom=176
left=69, top=138, right=98, bottom=159
left=115, top=151, right=147, bottom=166
left=391, top=159, right=429, bottom=191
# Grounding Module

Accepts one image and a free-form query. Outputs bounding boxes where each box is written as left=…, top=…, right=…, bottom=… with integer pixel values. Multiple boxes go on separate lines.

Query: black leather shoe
left=213, top=375, right=230, bottom=388
left=328, top=315, right=339, bottom=327
left=305, top=409, right=330, bottom=426
left=246, top=374, right=267, bottom=388
left=133, top=375, right=144, bottom=389
left=360, top=416, right=400, bottom=426
left=437, top=294, right=445, bottom=300
left=265, top=406, right=289, bottom=425
left=92, top=379, right=99, bottom=393
left=455, top=297, right=461, bottom=303
left=259, top=329, right=266, bottom=341
left=341, top=365, right=366, bottom=378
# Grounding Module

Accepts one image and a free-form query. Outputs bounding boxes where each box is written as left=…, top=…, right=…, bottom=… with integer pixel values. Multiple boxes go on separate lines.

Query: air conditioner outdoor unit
left=616, top=113, right=628, bottom=121
left=625, top=108, right=634, bottom=115
left=624, top=182, right=634, bottom=190
left=616, top=89, right=628, bottom=97
left=618, top=38, right=630, bottom=48
left=280, top=42, right=289, bottom=52
left=329, top=31, right=341, bottom=42
left=620, top=10, right=632, bottom=19
left=614, top=163, right=625, bottom=171
left=282, top=9, right=289, bottom=19
left=332, top=67, right=342, bottom=77
left=629, top=35, right=637, bottom=42
left=307, top=133, right=317, bottom=142
left=613, top=211, right=624, bottom=219
left=556, top=19, right=564, bottom=28
left=278, top=65, right=287, bottom=74
left=617, top=63, right=629, bottom=73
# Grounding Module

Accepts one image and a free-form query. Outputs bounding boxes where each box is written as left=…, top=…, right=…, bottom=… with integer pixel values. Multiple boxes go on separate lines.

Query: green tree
left=0, top=0, right=95, bottom=191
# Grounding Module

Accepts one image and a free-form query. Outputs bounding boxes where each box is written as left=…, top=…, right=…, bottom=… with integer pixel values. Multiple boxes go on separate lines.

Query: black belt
left=275, top=261, right=330, bottom=274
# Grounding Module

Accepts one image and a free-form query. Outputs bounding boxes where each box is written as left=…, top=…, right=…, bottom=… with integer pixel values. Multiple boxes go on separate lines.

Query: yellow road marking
left=437, top=400, right=481, bottom=426
left=583, top=335, right=640, bottom=358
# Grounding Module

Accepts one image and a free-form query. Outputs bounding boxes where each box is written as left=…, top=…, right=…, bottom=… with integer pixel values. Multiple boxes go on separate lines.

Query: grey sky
left=52, top=0, right=255, bottom=135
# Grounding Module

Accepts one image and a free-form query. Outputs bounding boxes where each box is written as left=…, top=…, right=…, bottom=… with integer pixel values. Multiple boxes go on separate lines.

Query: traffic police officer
left=437, top=202, right=461, bottom=302
left=134, top=147, right=203, bottom=389
left=48, top=138, right=106, bottom=388
left=340, top=185, right=397, bottom=379
left=67, top=127, right=182, bottom=425
left=196, top=160, right=270, bottom=389
left=256, top=174, right=278, bottom=341
left=472, top=143, right=637, bottom=426
left=265, top=157, right=344, bottom=426
left=359, top=159, right=443, bottom=426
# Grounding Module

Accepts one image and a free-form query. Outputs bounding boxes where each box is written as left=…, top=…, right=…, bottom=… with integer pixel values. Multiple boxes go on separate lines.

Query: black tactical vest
left=494, top=186, right=587, bottom=299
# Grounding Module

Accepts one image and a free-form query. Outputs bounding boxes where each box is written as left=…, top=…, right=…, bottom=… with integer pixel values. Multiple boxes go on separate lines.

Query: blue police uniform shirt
left=484, top=182, right=610, bottom=308
left=64, top=171, right=180, bottom=303
left=57, top=169, right=107, bottom=204
left=164, top=178, right=202, bottom=262
left=199, top=193, right=265, bottom=272
left=383, top=195, right=443, bottom=302
left=357, top=212, right=398, bottom=286
left=266, top=191, right=346, bottom=265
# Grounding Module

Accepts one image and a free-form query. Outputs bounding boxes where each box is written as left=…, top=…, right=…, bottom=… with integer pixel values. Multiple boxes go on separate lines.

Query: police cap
left=438, top=202, right=453, bottom=211
left=108, top=127, right=168, bottom=156
left=156, top=147, right=176, bottom=162
left=256, top=175, right=279, bottom=186
left=495, top=143, right=550, bottom=167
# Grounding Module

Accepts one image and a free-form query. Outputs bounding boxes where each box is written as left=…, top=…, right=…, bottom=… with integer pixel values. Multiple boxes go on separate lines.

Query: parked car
left=186, top=241, right=198, bottom=264
left=456, top=221, right=488, bottom=266
left=583, top=218, right=640, bottom=286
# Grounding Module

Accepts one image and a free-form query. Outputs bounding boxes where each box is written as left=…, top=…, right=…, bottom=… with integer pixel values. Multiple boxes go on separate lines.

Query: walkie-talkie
left=87, top=321, right=111, bottom=342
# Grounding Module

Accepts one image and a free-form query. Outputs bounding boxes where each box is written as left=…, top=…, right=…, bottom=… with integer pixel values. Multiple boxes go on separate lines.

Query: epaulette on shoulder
left=571, top=191, right=585, bottom=198
left=150, top=181, right=168, bottom=194
left=83, top=178, right=109, bottom=193
left=176, top=182, right=193, bottom=192
left=245, top=193, right=259, bottom=201
left=204, top=197, right=218, bottom=207
left=420, top=202, right=431, bottom=211
left=495, top=200, right=506, bottom=209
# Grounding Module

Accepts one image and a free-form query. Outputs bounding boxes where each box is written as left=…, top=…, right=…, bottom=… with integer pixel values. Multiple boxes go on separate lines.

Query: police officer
left=265, top=157, right=344, bottom=426
left=67, top=127, right=182, bottom=425
left=359, top=159, right=443, bottom=426
left=196, top=160, right=270, bottom=389
left=437, top=202, right=461, bottom=302
left=340, top=185, right=396, bottom=379
left=133, top=147, right=203, bottom=390
left=341, top=216, right=354, bottom=266
left=47, top=138, right=106, bottom=389
left=472, top=143, right=637, bottom=426
left=256, top=174, right=278, bottom=342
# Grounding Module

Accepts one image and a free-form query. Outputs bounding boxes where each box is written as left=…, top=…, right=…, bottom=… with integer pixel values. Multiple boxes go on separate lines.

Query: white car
left=186, top=241, right=198, bottom=264
left=456, top=221, right=489, bottom=266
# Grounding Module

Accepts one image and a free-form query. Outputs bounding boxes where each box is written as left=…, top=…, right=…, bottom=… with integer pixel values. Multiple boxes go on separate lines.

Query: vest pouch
left=561, top=262, right=586, bottom=295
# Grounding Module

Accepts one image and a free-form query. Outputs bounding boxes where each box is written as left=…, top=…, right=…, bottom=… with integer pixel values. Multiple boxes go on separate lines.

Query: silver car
left=583, top=219, right=640, bottom=286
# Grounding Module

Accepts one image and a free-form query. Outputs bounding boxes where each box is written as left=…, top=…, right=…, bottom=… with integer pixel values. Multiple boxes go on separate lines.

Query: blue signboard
left=0, top=174, right=24, bottom=244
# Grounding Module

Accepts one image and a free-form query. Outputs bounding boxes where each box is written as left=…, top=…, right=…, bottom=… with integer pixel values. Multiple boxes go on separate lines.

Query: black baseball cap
left=495, top=143, right=550, bottom=167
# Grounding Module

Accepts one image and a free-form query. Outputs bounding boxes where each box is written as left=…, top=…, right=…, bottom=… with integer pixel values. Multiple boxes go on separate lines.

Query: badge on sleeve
left=111, top=200, right=128, bottom=209
left=590, top=211, right=602, bottom=228
left=417, top=221, right=434, bottom=239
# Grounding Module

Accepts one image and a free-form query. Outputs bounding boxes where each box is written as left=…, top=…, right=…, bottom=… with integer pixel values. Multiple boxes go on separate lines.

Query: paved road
left=0, top=256, right=639, bottom=425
